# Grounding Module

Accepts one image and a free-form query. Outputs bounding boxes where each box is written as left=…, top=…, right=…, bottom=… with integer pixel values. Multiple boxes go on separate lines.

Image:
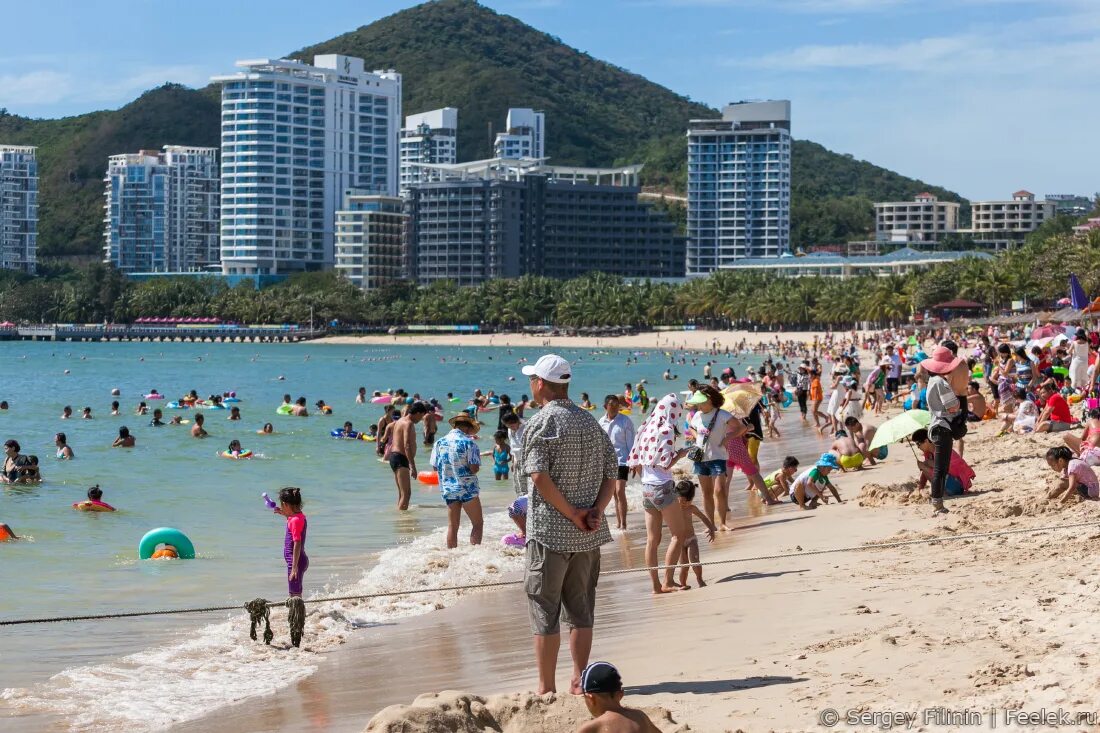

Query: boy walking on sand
left=575, top=662, right=662, bottom=733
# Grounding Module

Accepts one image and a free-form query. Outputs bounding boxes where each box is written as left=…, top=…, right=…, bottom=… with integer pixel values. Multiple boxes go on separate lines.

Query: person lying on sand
left=576, top=662, right=662, bottom=733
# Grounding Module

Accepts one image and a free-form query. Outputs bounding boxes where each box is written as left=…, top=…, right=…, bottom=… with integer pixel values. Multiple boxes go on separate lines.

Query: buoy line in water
left=4, top=518, right=1097, bottom=628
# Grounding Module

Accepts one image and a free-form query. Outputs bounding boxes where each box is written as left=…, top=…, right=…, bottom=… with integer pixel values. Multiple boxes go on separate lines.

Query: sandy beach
left=178, top=415, right=1100, bottom=732
left=314, top=329, right=831, bottom=351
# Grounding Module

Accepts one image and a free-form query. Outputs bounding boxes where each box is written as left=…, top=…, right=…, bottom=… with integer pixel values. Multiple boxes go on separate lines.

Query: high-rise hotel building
left=493, top=108, right=545, bottom=160
left=686, top=101, right=791, bottom=275
left=103, top=146, right=220, bottom=273
left=212, top=55, right=401, bottom=276
left=399, top=108, right=458, bottom=193
left=0, top=145, right=38, bottom=274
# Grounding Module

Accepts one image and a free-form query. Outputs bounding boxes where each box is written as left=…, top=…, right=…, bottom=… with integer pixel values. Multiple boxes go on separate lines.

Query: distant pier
left=0, top=324, right=326, bottom=343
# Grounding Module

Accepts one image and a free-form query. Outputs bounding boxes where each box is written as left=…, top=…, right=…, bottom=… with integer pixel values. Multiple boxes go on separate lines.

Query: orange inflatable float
left=417, top=470, right=439, bottom=485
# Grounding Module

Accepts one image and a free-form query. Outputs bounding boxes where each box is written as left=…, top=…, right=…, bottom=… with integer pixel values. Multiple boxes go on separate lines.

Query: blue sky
left=1, top=0, right=1096, bottom=199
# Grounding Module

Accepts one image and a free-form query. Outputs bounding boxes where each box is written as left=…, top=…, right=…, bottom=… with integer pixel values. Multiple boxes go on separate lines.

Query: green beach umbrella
left=869, top=409, right=931, bottom=450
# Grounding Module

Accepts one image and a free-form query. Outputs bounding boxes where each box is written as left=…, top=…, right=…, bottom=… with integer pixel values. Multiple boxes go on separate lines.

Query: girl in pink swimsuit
left=274, top=487, right=308, bottom=597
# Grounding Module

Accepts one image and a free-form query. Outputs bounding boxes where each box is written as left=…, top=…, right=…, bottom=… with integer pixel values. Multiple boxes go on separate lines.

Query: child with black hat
left=576, top=662, right=662, bottom=733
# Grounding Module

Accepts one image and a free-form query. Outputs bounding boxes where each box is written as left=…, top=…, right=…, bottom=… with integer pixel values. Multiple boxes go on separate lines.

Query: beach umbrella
left=1070, top=273, right=1089, bottom=310
left=869, top=410, right=931, bottom=451
left=722, top=385, right=763, bottom=417
left=1030, top=325, right=1058, bottom=340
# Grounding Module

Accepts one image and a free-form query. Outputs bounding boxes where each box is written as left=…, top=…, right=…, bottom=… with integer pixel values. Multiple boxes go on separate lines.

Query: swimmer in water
left=81, top=406, right=93, bottom=419
left=149, top=409, right=165, bottom=427
left=112, top=426, right=135, bottom=448
left=228, top=406, right=241, bottom=421
left=258, top=422, right=275, bottom=435
left=61, top=405, right=72, bottom=419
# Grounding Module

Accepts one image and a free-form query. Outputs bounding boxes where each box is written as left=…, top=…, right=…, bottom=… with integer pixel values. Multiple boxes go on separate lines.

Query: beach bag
left=688, top=410, right=719, bottom=464
left=948, top=407, right=969, bottom=440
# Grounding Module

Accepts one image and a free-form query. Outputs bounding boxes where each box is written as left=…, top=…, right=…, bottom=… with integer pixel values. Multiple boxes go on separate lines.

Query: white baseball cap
left=521, top=354, right=572, bottom=384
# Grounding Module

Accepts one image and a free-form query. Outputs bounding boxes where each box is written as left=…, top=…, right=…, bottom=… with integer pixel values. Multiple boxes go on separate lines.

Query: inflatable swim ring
left=318, top=406, right=333, bottom=415
left=73, top=500, right=115, bottom=512
left=781, top=390, right=794, bottom=409
left=331, top=429, right=361, bottom=439
left=166, top=401, right=189, bottom=410
left=223, top=397, right=241, bottom=403
left=220, top=450, right=253, bottom=460
left=1069, top=394, right=1083, bottom=404
left=417, top=470, right=439, bottom=485
left=501, top=533, right=526, bottom=548
left=276, top=404, right=294, bottom=415
left=448, top=397, right=461, bottom=403
left=971, top=370, right=984, bottom=379
left=0, top=524, right=14, bottom=541
left=1053, top=366, right=1069, bottom=377
left=360, top=434, right=376, bottom=442
left=138, top=527, right=195, bottom=560
left=371, top=395, right=393, bottom=404
left=145, top=393, right=164, bottom=400
left=203, top=402, right=226, bottom=410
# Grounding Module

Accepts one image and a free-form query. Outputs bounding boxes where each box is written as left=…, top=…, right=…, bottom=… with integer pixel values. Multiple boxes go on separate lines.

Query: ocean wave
left=2, top=511, right=526, bottom=731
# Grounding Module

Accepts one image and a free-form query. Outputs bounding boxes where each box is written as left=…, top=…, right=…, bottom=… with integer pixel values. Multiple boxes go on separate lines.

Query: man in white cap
left=520, top=354, right=618, bottom=695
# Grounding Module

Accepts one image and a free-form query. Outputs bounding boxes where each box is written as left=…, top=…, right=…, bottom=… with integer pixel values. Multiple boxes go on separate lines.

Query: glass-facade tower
left=104, top=146, right=220, bottom=273
left=0, top=145, right=37, bottom=274
left=687, top=100, right=791, bottom=275
left=212, top=55, right=401, bottom=275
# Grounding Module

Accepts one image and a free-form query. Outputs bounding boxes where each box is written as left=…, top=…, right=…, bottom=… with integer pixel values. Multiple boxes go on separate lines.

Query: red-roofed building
left=873, top=193, right=960, bottom=244
left=966, top=191, right=1055, bottom=246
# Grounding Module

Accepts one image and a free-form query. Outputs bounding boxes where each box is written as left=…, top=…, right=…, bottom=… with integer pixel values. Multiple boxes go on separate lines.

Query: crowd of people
left=9, top=319, right=1100, bottom=728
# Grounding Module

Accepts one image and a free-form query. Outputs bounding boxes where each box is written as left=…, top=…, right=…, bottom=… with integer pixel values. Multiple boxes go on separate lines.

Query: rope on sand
left=3, top=518, right=1098, bottom=629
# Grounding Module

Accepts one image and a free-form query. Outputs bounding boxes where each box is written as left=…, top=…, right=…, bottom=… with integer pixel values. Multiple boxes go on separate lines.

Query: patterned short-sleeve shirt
left=523, top=399, right=616, bottom=553
left=430, top=428, right=481, bottom=499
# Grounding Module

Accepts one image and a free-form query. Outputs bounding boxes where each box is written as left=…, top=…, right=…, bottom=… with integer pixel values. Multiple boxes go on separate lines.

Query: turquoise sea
left=0, top=341, right=792, bottom=731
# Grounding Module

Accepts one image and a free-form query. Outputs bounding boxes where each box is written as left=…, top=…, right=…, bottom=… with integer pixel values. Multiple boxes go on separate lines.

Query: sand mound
left=364, top=690, right=690, bottom=732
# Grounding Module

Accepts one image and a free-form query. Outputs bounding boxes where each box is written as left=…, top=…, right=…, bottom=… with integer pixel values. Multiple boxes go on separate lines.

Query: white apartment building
left=970, top=191, right=1054, bottom=234
left=493, top=108, right=545, bottom=160
left=104, top=146, right=220, bottom=273
left=334, top=192, right=406, bottom=291
left=212, top=55, right=402, bottom=276
left=0, top=145, right=38, bottom=273
left=400, top=107, right=457, bottom=193
left=873, top=193, right=959, bottom=243
left=686, top=100, right=792, bottom=274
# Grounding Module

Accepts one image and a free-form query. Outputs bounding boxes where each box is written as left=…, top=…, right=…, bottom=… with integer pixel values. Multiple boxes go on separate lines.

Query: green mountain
left=0, top=0, right=964, bottom=258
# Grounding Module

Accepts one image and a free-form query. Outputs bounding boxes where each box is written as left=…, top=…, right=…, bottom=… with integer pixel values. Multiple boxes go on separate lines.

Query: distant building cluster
left=1, top=53, right=1092, bottom=283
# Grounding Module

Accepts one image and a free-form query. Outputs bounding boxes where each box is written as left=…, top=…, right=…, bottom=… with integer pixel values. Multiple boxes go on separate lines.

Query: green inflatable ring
left=1053, top=366, right=1069, bottom=377
left=276, top=404, right=294, bottom=415
left=138, top=527, right=195, bottom=560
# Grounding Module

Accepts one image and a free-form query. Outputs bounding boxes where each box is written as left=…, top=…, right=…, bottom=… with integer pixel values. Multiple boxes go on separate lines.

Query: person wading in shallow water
left=520, top=354, right=617, bottom=695
left=388, top=402, right=427, bottom=511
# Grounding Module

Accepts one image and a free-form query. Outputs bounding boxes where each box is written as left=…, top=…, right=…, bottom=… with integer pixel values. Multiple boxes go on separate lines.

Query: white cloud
left=0, top=64, right=212, bottom=115
left=0, top=70, right=74, bottom=106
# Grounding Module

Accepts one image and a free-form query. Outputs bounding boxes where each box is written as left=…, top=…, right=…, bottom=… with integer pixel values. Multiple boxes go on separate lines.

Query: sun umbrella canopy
left=869, top=410, right=932, bottom=450
left=1030, top=325, right=1058, bottom=339
left=722, top=385, right=763, bottom=418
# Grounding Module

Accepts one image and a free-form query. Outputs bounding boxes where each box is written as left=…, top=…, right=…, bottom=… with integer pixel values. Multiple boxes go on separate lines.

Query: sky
left=1, top=0, right=1096, bottom=200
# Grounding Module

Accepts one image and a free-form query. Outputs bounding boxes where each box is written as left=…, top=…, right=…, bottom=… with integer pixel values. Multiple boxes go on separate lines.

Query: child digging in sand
left=576, top=662, right=662, bottom=733
left=1045, top=446, right=1100, bottom=503
left=673, top=479, right=717, bottom=589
